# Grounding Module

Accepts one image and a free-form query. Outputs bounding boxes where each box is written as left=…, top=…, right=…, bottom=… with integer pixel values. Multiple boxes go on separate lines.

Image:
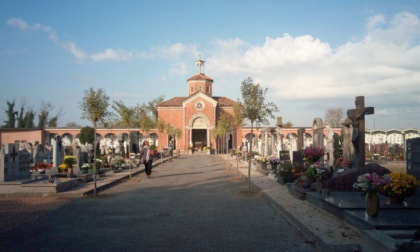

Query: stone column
left=297, top=128, right=305, bottom=151
left=312, top=118, right=324, bottom=149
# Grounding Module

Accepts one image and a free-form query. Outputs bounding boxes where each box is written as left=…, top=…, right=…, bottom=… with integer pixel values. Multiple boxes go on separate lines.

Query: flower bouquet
left=381, top=173, right=419, bottom=202
left=312, top=162, right=331, bottom=180
left=353, top=173, right=391, bottom=199
left=303, top=146, right=324, bottom=164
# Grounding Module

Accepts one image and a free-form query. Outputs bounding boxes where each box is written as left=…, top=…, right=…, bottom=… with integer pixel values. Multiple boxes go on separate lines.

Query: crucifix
left=347, top=96, right=374, bottom=169
left=10, top=146, right=18, bottom=162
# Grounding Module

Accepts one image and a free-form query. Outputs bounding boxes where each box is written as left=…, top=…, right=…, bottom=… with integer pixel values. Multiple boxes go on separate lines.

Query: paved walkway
left=0, top=154, right=315, bottom=252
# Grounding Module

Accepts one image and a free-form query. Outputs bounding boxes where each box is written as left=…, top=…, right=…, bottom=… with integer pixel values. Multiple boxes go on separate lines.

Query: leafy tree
left=157, top=119, right=182, bottom=147
left=79, top=126, right=94, bottom=145
left=147, top=95, right=164, bottom=121
left=2, top=100, right=17, bottom=128
left=80, top=88, right=110, bottom=196
left=24, top=111, right=35, bottom=128
left=17, top=105, right=25, bottom=128
left=37, top=102, right=52, bottom=129
left=48, top=116, right=58, bottom=127
left=112, top=100, right=135, bottom=127
left=324, top=108, right=344, bottom=127
left=283, top=121, right=293, bottom=128
left=238, top=77, right=278, bottom=192
left=216, top=112, right=234, bottom=154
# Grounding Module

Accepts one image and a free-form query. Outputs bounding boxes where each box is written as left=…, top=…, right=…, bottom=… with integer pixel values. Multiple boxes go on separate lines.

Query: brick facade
left=157, top=61, right=241, bottom=152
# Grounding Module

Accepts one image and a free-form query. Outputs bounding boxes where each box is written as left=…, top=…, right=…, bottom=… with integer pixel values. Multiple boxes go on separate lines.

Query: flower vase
left=260, top=162, right=267, bottom=170
left=271, top=164, right=278, bottom=172
left=366, top=193, right=380, bottom=217
left=67, top=167, right=73, bottom=178
left=316, top=177, right=323, bottom=193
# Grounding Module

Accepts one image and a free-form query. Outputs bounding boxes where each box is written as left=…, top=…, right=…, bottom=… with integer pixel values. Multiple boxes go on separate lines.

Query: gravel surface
left=227, top=157, right=362, bottom=250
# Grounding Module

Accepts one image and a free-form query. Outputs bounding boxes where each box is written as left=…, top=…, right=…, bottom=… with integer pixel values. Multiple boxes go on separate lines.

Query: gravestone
left=52, top=136, right=64, bottom=167
left=407, top=137, right=420, bottom=182
left=80, top=145, right=89, bottom=164
left=293, top=151, right=304, bottom=165
left=118, top=134, right=126, bottom=157
left=346, top=96, right=374, bottom=169
left=130, top=131, right=139, bottom=154
left=73, top=146, right=82, bottom=174
left=280, top=151, right=290, bottom=161
left=312, top=118, right=324, bottom=149
left=0, top=143, right=31, bottom=182
left=297, top=128, right=305, bottom=151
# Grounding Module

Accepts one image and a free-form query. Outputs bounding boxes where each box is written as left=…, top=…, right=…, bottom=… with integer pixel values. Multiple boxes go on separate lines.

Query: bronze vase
left=366, top=193, right=380, bottom=217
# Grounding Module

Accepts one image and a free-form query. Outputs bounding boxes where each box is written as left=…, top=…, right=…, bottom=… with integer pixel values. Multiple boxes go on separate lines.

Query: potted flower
left=81, top=163, right=91, bottom=174
left=381, top=173, right=419, bottom=203
left=149, top=144, right=157, bottom=156
left=276, top=161, right=295, bottom=184
left=353, top=173, right=392, bottom=217
left=63, top=155, right=77, bottom=178
left=255, top=155, right=268, bottom=170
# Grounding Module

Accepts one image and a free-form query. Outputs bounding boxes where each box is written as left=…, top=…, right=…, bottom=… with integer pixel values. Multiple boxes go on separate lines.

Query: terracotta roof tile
left=158, top=95, right=236, bottom=107
left=213, top=96, right=237, bottom=106
left=157, top=97, right=186, bottom=107
left=187, top=73, right=214, bottom=81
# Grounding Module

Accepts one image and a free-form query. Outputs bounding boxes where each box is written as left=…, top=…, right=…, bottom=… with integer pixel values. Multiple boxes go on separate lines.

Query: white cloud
left=7, top=18, right=135, bottom=62
left=90, top=48, right=133, bottom=62
left=154, top=43, right=200, bottom=60
left=203, top=12, right=420, bottom=129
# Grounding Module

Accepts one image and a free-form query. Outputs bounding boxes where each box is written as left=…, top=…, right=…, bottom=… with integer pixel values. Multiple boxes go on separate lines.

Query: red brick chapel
left=157, top=59, right=242, bottom=152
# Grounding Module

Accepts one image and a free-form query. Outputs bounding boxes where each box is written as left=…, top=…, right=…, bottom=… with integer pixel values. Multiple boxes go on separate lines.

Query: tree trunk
left=93, top=122, right=97, bottom=197
left=248, top=122, right=254, bottom=193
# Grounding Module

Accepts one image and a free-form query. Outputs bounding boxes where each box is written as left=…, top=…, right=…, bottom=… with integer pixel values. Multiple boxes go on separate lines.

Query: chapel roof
left=157, top=95, right=236, bottom=107
left=187, top=73, right=214, bottom=81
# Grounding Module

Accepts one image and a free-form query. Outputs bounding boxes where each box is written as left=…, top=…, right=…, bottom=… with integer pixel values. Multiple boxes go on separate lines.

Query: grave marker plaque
left=293, top=150, right=304, bottom=165
left=407, top=137, right=420, bottom=182
left=280, top=151, right=290, bottom=161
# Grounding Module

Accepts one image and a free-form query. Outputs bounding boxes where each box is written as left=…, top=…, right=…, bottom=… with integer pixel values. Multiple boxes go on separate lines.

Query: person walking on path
left=139, top=141, right=153, bottom=178
left=169, top=140, right=173, bottom=159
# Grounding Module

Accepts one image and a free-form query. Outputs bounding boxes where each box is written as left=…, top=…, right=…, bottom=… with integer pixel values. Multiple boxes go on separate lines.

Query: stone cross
left=10, top=146, right=18, bottom=162
left=346, top=96, right=374, bottom=169
left=276, top=117, right=283, bottom=157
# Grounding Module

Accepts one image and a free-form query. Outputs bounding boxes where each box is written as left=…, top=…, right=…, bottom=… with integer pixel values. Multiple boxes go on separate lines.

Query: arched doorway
left=188, top=113, right=211, bottom=151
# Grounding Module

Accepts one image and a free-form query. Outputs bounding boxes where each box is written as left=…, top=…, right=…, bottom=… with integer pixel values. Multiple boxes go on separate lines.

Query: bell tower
left=187, top=56, right=213, bottom=96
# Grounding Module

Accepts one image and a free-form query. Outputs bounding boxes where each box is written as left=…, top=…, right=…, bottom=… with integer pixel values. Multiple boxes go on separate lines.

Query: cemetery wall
left=0, top=128, right=45, bottom=146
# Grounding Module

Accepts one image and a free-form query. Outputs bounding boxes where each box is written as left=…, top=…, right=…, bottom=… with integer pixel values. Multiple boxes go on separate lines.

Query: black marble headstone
left=407, top=137, right=420, bottom=182
left=280, top=151, right=290, bottom=161
left=293, top=150, right=304, bottom=165
left=130, top=131, right=139, bottom=154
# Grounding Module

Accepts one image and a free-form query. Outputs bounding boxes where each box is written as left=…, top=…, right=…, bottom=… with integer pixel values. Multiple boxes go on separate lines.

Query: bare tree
left=283, top=121, right=293, bottom=128
left=324, top=108, right=344, bottom=127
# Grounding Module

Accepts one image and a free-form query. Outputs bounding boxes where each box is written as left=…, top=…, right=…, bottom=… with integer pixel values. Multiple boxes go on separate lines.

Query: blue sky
left=1, top=0, right=420, bottom=130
